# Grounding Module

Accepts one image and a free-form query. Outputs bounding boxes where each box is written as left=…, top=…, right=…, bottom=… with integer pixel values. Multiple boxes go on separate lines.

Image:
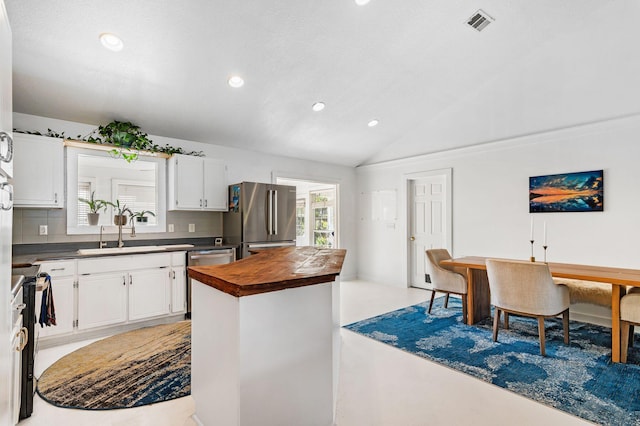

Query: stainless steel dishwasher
left=186, top=248, right=236, bottom=318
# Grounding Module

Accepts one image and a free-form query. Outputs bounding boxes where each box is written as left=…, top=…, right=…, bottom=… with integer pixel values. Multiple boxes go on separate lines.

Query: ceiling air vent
left=467, top=9, right=494, bottom=32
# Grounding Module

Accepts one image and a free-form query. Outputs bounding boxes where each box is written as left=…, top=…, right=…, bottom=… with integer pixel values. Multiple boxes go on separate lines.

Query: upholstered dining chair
left=425, top=249, right=468, bottom=322
left=620, top=287, right=640, bottom=363
left=485, top=259, right=570, bottom=356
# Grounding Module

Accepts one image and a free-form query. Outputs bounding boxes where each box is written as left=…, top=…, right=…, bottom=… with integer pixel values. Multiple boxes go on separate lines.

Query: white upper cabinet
left=0, top=1, right=12, bottom=179
left=12, top=134, right=64, bottom=208
left=168, top=154, right=227, bottom=211
left=203, top=157, right=227, bottom=210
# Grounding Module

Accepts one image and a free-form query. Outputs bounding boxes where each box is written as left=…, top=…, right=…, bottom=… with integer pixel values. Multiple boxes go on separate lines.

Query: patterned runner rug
left=344, top=298, right=640, bottom=425
left=37, top=320, right=191, bottom=410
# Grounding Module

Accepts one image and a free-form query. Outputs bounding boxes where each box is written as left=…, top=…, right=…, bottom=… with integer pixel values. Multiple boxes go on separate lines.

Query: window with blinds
left=77, top=181, right=91, bottom=226
left=116, top=183, right=157, bottom=225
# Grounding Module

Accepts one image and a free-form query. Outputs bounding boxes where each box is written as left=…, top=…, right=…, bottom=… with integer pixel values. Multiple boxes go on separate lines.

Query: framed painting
left=529, top=170, right=603, bottom=213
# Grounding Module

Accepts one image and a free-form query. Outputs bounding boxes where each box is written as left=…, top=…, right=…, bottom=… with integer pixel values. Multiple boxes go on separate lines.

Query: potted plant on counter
left=106, top=200, right=132, bottom=226
left=131, top=210, right=155, bottom=224
left=78, top=191, right=108, bottom=225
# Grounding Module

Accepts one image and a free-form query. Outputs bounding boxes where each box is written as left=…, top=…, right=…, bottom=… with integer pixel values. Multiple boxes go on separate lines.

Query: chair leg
left=428, top=290, right=436, bottom=314
left=493, top=309, right=501, bottom=342
left=444, top=293, right=450, bottom=309
left=631, top=325, right=635, bottom=348
left=538, top=317, right=546, bottom=356
left=504, top=312, right=509, bottom=330
left=621, top=320, right=630, bottom=363
left=562, top=309, right=570, bottom=345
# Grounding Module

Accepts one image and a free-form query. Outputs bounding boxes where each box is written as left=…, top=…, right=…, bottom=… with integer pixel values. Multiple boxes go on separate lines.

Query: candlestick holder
left=530, top=240, right=535, bottom=262
left=543, top=245, right=548, bottom=263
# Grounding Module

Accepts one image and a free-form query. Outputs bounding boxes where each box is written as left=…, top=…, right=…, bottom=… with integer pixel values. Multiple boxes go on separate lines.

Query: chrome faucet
left=99, top=226, right=107, bottom=249
left=130, top=218, right=137, bottom=238
left=117, top=219, right=125, bottom=247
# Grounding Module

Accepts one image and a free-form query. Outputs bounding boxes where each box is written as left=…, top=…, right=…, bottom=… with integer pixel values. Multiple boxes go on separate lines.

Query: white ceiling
left=5, top=1, right=640, bottom=167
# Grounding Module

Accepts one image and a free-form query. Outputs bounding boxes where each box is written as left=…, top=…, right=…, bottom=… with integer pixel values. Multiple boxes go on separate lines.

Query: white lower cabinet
left=10, top=316, right=22, bottom=425
left=170, top=251, right=187, bottom=314
left=35, top=251, right=187, bottom=343
left=171, top=266, right=186, bottom=314
left=129, top=267, right=170, bottom=321
left=36, top=275, right=75, bottom=337
left=78, top=272, right=128, bottom=330
left=37, top=260, right=76, bottom=338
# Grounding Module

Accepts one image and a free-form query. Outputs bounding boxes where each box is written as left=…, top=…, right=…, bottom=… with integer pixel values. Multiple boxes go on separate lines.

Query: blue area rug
left=344, top=298, right=640, bottom=425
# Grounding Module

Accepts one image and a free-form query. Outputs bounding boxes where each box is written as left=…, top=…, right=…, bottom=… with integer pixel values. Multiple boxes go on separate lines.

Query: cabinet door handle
left=172, top=271, right=176, bottom=279
left=129, top=276, right=133, bottom=285
left=17, top=327, right=28, bottom=352
left=0, top=182, right=13, bottom=211
left=123, top=276, right=126, bottom=286
left=0, top=131, right=13, bottom=163
left=50, top=267, right=65, bottom=272
left=54, top=192, right=58, bottom=204
left=204, top=199, right=208, bottom=208
left=199, top=199, right=203, bottom=207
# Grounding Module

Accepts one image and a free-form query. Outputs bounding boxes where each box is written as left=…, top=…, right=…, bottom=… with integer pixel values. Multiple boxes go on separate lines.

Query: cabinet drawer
left=171, top=251, right=186, bottom=267
left=78, top=253, right=171, bottom=275
left=38, top=260, right=76, bottom=277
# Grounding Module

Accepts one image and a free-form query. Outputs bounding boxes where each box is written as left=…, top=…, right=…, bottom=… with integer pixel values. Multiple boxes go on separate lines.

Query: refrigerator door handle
left=267, top=189, right=274, bottom=235
left=272, top=189, right=278, bottom=235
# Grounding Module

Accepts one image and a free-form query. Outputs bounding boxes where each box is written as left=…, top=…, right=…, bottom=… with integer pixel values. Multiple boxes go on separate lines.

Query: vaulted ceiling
left=5, top=0, right=640, bottom=167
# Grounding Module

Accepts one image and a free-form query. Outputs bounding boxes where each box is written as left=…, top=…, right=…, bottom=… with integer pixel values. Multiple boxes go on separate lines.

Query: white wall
left=357, top=115, right=640, bottom=287
left=13, top=113, right=358, bottom=279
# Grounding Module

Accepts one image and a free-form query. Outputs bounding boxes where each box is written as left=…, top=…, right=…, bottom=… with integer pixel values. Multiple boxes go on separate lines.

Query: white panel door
left=409, top=176, right=446, bottom=289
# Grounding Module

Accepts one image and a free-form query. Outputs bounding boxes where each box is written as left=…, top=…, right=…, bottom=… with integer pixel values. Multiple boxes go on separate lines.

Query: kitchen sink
left=76, top=244, right=195, bottom=256
left=157, top=244, right=195, bottom=249
left=76, top=246, right=167, bottom=255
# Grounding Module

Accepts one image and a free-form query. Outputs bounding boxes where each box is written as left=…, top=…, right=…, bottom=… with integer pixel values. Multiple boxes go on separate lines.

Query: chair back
left=426, top=249, right=467, bottom=294
left=486, top=259, right=569, bottom=316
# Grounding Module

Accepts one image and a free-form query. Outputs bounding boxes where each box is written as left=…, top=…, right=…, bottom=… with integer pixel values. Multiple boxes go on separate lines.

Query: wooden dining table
left=440, top=256, right=640, bottom=363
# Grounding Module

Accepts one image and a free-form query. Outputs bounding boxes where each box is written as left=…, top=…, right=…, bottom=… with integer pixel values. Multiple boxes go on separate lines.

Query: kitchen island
left=188, top=246, right=346, bottom=426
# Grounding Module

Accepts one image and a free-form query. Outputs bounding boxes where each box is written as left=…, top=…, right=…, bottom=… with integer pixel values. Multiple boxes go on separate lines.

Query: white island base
left=191, top=277, right=340, bottom=426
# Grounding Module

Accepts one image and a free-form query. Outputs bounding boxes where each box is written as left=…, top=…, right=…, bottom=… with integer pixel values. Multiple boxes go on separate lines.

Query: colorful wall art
left=529, top=170, right=603, bottom=213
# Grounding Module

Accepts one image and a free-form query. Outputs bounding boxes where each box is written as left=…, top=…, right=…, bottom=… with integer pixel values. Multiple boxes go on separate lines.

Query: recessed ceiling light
left=312, top=102, right=325, bottom=112
left=228, top=76, right=245, bottom=88
left=99, top=33, right=123, bottom=52
left=368, top=119, right=379, bottom=127
left=355, top=0, right=371, bottom=5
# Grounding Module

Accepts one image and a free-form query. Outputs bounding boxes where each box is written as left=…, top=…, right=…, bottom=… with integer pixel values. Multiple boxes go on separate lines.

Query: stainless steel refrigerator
left=223, top=182, right=297, bottom=259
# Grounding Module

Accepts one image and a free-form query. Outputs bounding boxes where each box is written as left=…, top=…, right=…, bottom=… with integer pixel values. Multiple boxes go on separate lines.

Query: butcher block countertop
left=188, top=246, right=347, bottom=297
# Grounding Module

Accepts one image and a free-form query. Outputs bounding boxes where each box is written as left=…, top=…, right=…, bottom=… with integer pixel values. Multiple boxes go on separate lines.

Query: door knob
left=410, top=236, right=415, bottom=241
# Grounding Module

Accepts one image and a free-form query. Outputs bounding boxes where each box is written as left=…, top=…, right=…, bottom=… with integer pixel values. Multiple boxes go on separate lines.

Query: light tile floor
left=20, top=280, right=589, bottom=426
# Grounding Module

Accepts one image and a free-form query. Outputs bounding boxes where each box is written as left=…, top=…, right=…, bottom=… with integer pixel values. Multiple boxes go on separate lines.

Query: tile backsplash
left=13, top=208, right=223, bottom=246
